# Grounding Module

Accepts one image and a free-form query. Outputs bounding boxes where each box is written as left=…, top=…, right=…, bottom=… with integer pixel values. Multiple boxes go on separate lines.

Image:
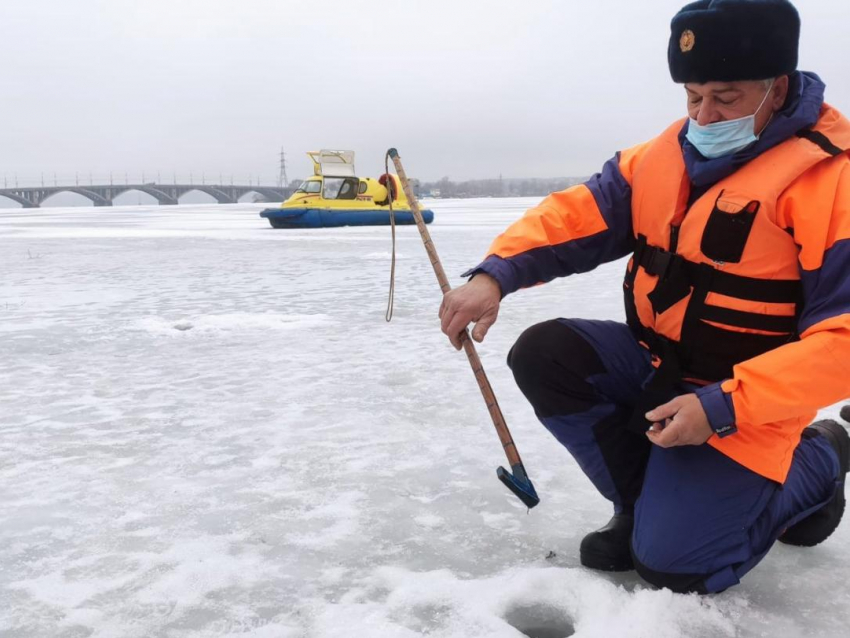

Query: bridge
left=0, top=183, right=295, bottom=208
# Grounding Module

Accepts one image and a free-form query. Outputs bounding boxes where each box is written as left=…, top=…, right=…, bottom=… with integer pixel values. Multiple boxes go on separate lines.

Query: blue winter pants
left=508, top=318, right=840, bottom=593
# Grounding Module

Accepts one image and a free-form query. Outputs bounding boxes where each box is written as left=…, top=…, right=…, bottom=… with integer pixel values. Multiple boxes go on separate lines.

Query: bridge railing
left=1, top=173, right=291, bottom=189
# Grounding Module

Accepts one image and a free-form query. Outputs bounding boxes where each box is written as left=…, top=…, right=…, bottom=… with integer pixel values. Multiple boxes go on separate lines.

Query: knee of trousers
left=507, top=320, right=606, bottom=418
left=630, top=505, right=722, bottom=594
left=630, top=544, right=710, bottom=595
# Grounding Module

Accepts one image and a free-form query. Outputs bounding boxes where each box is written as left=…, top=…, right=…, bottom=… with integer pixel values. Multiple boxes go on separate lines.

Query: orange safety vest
left=624, top=104, right=850, bottom=480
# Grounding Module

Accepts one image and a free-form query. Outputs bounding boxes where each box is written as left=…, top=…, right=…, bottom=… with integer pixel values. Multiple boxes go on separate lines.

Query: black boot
left=580, top=513, right=635, bottom=571
left=779, top=420, right=850, bottom=547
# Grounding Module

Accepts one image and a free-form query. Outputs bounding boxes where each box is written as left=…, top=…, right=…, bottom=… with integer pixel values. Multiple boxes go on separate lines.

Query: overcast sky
left=1, top=0, right=848, bottom=186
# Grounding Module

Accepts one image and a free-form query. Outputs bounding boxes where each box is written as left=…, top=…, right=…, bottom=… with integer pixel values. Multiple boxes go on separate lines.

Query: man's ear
left=772, top=75, right=791, bottom=111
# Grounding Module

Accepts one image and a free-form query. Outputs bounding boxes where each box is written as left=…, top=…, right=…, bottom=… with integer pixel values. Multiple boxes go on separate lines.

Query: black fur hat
left=668, top=0, right=800, bottom=83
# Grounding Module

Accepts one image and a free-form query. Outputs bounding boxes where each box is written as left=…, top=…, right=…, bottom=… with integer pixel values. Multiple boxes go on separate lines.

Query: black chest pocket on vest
left=700, top=192, right=760, bottom=264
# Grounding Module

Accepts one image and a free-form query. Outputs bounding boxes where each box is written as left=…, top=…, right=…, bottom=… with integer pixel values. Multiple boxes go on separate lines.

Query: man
left=440, top=0, right=850, bottom=594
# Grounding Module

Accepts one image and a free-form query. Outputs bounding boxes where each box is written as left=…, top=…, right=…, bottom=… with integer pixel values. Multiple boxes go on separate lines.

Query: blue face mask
left=686, top=81, right=774, bottom=159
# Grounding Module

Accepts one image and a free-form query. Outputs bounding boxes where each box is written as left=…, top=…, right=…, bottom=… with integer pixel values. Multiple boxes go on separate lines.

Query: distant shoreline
left=416, top=176, right=588, bottom=199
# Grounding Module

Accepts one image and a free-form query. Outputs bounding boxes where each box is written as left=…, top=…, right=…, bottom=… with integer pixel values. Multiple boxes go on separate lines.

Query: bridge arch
left=177, top=186, right=235, bottom=204
left=237, top=188, right=286, bottom=204
left=40, top=188, right=111, bottom=207
left=0, top=192, right=33, bottom=208
left=54, top=187, right=111, bottom=207
left=111, top=186, right=178, bottom=206
left=111, top=189, right=160, bottom=206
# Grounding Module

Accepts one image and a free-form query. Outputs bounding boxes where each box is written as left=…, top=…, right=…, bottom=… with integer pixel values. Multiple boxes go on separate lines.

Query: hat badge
left=680, top=29, right=696, bottom=53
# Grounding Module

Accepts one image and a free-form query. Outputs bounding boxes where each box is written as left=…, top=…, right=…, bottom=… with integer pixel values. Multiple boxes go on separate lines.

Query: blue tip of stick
left=497, top=464, right=540, bottom=509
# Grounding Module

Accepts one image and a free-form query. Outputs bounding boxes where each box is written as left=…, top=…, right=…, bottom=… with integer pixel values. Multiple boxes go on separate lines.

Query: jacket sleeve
left=711, top=160, right=850, bottom=429
left=462, top=143, right=650, bottom=296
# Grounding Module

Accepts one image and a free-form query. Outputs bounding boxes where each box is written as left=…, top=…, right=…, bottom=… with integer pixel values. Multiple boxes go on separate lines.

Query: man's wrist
left=469, top=272, right=502, bottom=296
left=461, top=256, right=515, bottom=298
left=696, top=383, right=738, bottom=438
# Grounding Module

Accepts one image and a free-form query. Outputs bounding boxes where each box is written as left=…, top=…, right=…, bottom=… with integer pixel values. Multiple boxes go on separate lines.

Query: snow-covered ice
left=1, top=199, right=847, bottom=637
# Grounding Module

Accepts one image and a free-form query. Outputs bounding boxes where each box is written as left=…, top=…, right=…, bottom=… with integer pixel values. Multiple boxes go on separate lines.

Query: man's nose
left=696, top=101, right=723, bottom=126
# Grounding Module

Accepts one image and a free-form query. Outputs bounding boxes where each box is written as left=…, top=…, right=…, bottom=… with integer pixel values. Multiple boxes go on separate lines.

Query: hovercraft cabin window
left=297, top=180, right=321, bottom=194
left=323, top=177, right=359, bottom=200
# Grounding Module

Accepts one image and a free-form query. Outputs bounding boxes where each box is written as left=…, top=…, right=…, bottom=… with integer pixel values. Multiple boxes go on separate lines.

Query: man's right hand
left=439, top=274, right=502, bottom=350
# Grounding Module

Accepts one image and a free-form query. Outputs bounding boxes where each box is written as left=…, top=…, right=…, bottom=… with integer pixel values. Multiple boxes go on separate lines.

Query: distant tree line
left=416, top=176, right=587, bottom=199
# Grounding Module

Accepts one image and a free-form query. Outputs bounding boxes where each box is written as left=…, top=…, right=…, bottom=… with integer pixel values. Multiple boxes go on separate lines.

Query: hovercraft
left=260, top=150, right=434, bottom=229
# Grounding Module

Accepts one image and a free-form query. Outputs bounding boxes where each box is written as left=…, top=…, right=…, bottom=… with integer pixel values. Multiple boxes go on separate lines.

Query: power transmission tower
left=278, top=147, right=289, bottom=188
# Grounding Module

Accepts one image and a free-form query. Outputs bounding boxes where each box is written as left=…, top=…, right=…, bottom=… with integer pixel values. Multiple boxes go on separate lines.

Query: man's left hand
left=645, top=394, right=713, bottom=448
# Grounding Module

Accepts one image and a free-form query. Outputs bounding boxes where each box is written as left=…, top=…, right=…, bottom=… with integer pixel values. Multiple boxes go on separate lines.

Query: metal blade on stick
left=386, top=148, right=540, bottom=509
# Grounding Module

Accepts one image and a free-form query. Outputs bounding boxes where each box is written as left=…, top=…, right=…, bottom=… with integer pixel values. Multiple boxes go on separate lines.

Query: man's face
left=685, top=77, right=789, bottom=132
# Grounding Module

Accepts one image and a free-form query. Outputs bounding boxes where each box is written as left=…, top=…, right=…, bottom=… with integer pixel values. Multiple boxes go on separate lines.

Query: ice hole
left=504, top=603, right=575, bottom=638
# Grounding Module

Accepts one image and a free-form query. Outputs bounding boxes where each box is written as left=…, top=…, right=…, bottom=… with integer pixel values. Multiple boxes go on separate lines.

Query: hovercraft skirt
left=260, top=207, right=434, bottom=229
